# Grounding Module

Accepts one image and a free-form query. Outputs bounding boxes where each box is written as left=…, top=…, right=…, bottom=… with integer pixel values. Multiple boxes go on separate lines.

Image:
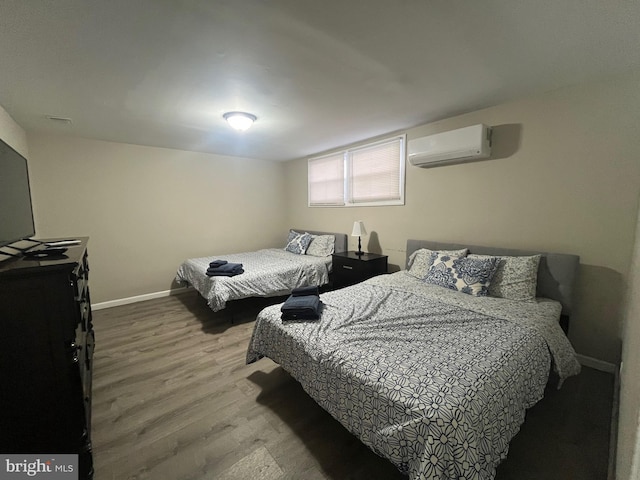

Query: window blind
left=348, top=138, right=402, bottom=203
left=308, top=153, right=345, bottom=206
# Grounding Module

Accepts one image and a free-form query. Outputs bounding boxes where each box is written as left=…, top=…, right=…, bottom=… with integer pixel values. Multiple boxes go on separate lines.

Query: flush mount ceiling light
left=223, top=111, right=257, bottom=131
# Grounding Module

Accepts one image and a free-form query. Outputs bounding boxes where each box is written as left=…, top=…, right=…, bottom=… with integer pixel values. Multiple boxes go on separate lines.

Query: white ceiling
left=1, top=1, right=639, bottom=161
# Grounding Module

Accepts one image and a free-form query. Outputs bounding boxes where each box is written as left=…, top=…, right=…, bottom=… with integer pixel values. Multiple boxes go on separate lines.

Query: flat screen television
left=0, top=138, right=36, bottom=248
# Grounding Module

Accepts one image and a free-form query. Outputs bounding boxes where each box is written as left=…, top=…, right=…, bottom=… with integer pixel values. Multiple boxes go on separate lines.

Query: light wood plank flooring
left=91, top=292, right=613, bottom=480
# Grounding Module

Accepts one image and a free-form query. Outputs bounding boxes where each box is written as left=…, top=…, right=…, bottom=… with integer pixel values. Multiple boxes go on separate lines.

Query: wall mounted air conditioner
left=408, top=124, right=492, bottom=167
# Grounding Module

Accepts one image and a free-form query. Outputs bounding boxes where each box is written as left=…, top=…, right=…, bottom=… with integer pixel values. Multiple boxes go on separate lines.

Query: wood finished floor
left=91, top=292, right=613, bottom=480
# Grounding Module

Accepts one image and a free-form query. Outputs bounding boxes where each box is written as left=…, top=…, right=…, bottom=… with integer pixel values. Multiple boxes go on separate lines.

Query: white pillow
left=305, top=234, right=335, bottom=257
left=468, top=254, right=541, bottom=301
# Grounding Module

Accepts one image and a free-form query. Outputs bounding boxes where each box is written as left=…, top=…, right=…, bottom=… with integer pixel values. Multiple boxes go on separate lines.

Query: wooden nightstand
left=331, top=251, right=388, bottom=288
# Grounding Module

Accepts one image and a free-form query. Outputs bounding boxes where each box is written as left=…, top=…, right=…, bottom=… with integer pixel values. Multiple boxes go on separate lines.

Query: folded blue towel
left=206, top=269, right=244, bottom=277
left=281, top=294, right=321, bottom=320
left=291, top=285, right=319, bottom=297
left=206, top=262, right=244, bottom=277
left=209, top=259, right=228, bottom=268
left=209, top=262, right=242, bottom=272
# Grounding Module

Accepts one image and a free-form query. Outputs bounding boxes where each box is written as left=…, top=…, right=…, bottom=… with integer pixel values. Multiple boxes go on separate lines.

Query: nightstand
left=331, top=251, right=388, bottom=288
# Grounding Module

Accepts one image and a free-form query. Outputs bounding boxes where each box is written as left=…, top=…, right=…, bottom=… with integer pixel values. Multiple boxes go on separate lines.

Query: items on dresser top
left=44, top=239, right=82, bottom=247
left=23, top=246, right=69, bottom=257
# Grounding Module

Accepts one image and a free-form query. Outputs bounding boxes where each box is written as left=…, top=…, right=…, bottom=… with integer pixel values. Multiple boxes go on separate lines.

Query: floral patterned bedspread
left=246, top=271, right=581, bottom=480
left=175, top=248, right=331, bottom=311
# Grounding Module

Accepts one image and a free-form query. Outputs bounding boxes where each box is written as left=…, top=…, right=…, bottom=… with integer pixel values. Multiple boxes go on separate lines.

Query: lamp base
left=356, top=236, right=364, bottom=256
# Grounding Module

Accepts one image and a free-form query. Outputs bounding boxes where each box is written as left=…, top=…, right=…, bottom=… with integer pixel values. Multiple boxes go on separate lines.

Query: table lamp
left=351, top=221, right=367, bottom=256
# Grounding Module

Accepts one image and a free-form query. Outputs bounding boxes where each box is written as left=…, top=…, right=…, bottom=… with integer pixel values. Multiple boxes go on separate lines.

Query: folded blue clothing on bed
left=291, top=285, right=319, bottom=297
left=209, top=259, right=228, bottom=268
left=206, top=262, right=244, bottom=277
left=280, top=294, right=321, bottom=320
left=207, top=269, right=244, bottom=277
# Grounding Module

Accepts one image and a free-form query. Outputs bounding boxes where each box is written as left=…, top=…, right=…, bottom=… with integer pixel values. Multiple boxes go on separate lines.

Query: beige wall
left=617, top=194, right=640, bottom=480
left=285, top=70, right=640, bottom=365
left=26, top=134, right=287, bottom=303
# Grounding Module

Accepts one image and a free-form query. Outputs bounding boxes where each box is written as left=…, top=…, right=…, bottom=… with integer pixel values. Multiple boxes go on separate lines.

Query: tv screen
left=0, top=139, right=36, bottom=248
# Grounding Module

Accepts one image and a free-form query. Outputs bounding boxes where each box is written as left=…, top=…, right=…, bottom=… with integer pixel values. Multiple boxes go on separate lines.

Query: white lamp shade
left=223, top=112, right=256, bottom=131
left=351, top=221, right=367, bottom=237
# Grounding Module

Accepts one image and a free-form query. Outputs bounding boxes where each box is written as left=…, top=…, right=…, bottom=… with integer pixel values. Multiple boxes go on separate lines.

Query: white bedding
left=176, top=248, right=332, bottom=312
left=246, top=271, right=581, bottom=479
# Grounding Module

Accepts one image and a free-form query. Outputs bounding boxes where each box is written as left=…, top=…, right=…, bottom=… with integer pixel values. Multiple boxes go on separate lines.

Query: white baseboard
left=92, top=287, right=190, bottom=311
left=576, top=354, right=617, bottom=374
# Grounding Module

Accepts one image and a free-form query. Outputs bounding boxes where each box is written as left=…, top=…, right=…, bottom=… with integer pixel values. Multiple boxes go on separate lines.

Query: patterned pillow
left=284, top=231, right=313, bottom=255
left=305, top=234, right=335, bottom=257
left=468, top=254, right=541, bottom=301
left=407, top=248, right=468, bottom=278
left=285, top=230, right=300, bottom=246
left=424, top=253, right=499, bottom=296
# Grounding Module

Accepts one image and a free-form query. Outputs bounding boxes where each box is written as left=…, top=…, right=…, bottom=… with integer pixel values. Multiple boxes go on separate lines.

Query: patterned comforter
left=246, top=272, right=581, bottom=480
left=175, top=248, right=332, bottom=312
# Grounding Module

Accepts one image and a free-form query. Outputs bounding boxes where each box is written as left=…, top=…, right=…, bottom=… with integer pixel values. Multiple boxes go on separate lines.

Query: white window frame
left=308, top=134, right=406, bottom=207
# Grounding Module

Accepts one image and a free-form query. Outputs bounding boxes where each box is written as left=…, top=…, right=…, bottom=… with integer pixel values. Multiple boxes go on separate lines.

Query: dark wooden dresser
left=0, top=238, right=94, bottom=479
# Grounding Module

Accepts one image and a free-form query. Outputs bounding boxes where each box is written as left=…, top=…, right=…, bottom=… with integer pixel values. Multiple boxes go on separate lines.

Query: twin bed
left=176, top=229, right=347, bottom=312
left=245, top=239, right=581, bottom=479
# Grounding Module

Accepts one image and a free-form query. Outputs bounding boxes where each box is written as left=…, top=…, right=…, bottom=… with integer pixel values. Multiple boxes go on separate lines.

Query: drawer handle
left=69, top=341, right=81, bottom=363
left=342, top=265, right=353, bottom=270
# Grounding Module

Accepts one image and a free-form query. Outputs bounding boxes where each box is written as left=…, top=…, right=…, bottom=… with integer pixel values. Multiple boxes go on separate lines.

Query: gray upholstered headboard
left=292, top=229, right=348, bottom=254
left=405, top=239, right=580, bottom=317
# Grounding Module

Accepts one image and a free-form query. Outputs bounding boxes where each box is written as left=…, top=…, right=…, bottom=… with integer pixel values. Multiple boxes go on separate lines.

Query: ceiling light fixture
left=223, top=111, right=257, bottom=131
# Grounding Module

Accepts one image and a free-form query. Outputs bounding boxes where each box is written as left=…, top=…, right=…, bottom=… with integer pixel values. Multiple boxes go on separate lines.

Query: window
left=308, top=135, right=405, bottom=207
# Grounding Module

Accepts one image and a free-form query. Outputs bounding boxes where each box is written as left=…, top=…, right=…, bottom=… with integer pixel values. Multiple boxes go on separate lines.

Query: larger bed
left=176, top=229, right=347, bottom=312
left=246, top=239, right=582, bottom=479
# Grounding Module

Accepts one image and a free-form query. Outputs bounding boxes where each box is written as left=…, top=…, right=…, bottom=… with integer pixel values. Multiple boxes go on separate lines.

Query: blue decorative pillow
left=285, top=231, right=313, bottom=255
left=285, top=230, right=301, bottom=245
left=406, top=248, right=468, bottom=278
left=424, top=253, right=499, bottom=296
